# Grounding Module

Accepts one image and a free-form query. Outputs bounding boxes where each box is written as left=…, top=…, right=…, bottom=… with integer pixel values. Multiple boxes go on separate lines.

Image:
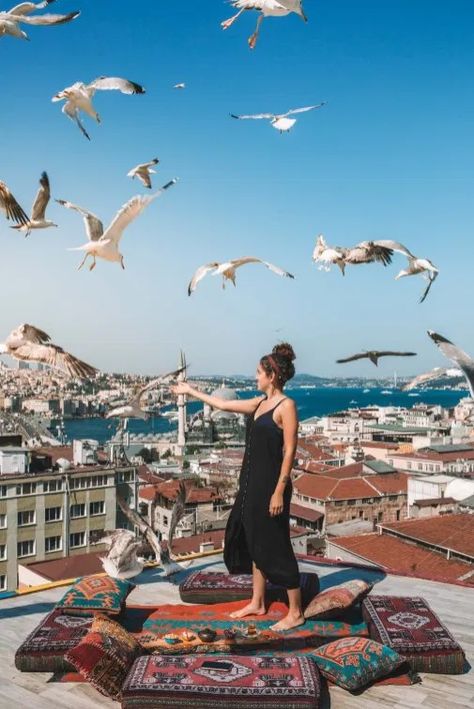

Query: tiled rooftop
left=381, top=514, right=474, bottom=559
left=294, top=471, right=408, bottom=500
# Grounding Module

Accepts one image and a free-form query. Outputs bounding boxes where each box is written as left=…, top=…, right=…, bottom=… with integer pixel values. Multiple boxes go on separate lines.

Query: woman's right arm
left=171, top=382, right=264, bottom=415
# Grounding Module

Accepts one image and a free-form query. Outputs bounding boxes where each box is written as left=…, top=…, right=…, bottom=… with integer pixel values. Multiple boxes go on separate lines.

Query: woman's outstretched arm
left=269, top=399, right=298, bottom=517
left=171, top=381, right=264, bottom=415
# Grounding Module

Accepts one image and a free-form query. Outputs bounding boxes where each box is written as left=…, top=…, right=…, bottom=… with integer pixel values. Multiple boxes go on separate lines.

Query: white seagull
left=231, top=102, right=326, bottom=133
left=106, top=365, right=187, bottom=420
left=188, top=256, right=294, bottom=295
left=0, top=1, right=80, bottom=41
left=222, top=0, right=307, bottom=49
left=52, top=76, right=145, bottom=140
left=173, top=82, right=186, bottom=89
left=375, top=240, right=439, bottom=303
left=57, top=178, right=178, bottom=271
left=10, top=171, right=57, bottom=236
left=312, top=235, right=394, bottom=275
left=312, top=235, right=346, bottom=274
left=100, top=529, right=144, bottom=580
left=0, top=323, right=97, bottom=378
left=0, top=179, right=29, bottom=227
left=127, top=158, right=159, bottom=189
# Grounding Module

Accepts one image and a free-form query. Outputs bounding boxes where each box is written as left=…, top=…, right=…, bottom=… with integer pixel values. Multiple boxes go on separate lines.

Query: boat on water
left=408, top=392, right=420, bottom=397
left=381, top=390, right=393, bottom=395
left=363, top=388, right=370, bottom=393
left=349, top=400, right=358, bottom=404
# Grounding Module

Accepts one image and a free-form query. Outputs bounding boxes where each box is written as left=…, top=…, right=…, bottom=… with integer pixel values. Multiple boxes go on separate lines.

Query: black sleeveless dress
left=224, top=397, right=301, bottom=589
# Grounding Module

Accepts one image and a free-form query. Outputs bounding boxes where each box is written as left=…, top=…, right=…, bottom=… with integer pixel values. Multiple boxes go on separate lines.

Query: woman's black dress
left=224, top=397, right=300, bottom=589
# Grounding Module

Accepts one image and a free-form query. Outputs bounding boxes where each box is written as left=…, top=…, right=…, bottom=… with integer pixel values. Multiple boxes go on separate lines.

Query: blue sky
left=1, top=1, right=473, bottom=378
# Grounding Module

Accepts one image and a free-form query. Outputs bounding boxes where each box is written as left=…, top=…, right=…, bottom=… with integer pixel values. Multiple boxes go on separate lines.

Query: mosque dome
left=210, top=383, right=239, bottom=420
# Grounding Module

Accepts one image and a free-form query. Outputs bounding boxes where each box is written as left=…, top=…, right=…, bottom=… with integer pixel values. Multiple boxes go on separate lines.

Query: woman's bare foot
left=229, top=601, right=266, bottom=619
left=270, top=612, right=305, bottom=632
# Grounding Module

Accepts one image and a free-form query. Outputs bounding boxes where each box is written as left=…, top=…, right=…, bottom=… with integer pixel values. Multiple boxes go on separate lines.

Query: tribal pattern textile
left=64, top=614, right=143, bottom=700
left=304, top=579, right=373, bottom=620
left=362, top=595, right=466, bottom=674
left=179, top=571, right=319, bottom=607
left=312, top=636, right=403, bottom=691
left=15, top=609, right=93, bottom=673
left=56, top=575, right=135, bottom=616
left=121, top=654, right=321, bottom=708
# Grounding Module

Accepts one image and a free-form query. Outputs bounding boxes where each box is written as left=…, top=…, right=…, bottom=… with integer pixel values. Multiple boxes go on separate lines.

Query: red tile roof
left=140, top=480, right=222, bottom=504
left=290, top=503, right=324, bottom=522
left=360, top=441, right=400, bottom=450
left=293, top=472, right=408, bottom=501
left=392, top=449, right=474, bottom=462
left=25, top=551, right=103, bottom=581
left=330, top=533, right=474, bottom=584
left=34, top=446, right=73, bottom=464
left=413, top=497, right=457, bottom=507
left=381, top=514, right=474, bottom=558
left=163, top=530, right=225, bottom=556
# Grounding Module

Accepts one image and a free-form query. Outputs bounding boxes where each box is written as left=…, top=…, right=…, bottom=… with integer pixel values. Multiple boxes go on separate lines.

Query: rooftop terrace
left=0, top=554, right=472, bottom=708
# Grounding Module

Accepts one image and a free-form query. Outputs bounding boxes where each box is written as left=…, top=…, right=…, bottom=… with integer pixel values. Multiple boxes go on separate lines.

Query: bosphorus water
left=61, top=387, right=468, bottom=444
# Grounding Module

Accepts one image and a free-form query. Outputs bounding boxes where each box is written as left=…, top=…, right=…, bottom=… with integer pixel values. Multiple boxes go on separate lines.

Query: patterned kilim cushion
left=64, top=614, right=143, bottom=700
left=304, top=580, right=373, bottom=620
left=312, top=636, right=403, bottom=691
left=362, top=595, right=466, bottom=674
left=15, top=609, right=93, bottom=673
left=179, top=571, right=319, bottom=607
left=56, top=575, right=135, bottom=616
left=122, top=654, right=321, bottom=708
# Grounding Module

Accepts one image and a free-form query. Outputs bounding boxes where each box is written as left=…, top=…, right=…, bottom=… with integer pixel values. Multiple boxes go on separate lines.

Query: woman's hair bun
left=272, top=342, right=296, bottom=362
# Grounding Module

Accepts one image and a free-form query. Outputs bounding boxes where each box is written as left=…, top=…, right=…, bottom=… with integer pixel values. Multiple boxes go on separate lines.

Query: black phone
left=201, top=660, right=234, bottom=673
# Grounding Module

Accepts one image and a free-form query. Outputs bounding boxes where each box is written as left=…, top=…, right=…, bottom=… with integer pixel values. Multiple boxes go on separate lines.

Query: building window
left=303, top=496, right=309, bottom=502
left=44, top=479, right=63, bottom=493
left=17, top=540, right=35, bottom=558
left=0, top=485, right=7, bottom=498
left=119, top=470, right=134, bottom=483
left=18, top=510, right=35, bottom=526
left=90, top=501, right=105, bottom=516
left=70, top=503, right=86, bottom=518
left=0, top=574, right=6, bottom=590
left=388, top=495, right=398, bottom=502
left=45, top=506, right=62, bottom=523
left=163, top=515, right=169, bottom=525
left=91, top=475, right=107, bottom=487
left=45, top=536, right=62, bottom=553
left=0, top=513, right=6, bottom=529
left=407, top=462, right=412, bottom=469
left=16, top=482, right=36, bottom=496
left=70, top=532, right=86, bottom=548
left=0, top=544, right=6, bottom=560
left=89, top=529, right=105, bottom=544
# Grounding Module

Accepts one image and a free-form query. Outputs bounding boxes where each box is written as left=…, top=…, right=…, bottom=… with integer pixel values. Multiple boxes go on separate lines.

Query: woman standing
left=172, top=343, right=304, bottom=631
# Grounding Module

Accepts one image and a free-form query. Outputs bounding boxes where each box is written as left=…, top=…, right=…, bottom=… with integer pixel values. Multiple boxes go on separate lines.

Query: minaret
left=177, top=350, right=187, bottom=455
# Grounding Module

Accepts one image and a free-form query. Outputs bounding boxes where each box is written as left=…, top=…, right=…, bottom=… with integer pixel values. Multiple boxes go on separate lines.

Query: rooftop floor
left=0, top=555, right=472, bottom=708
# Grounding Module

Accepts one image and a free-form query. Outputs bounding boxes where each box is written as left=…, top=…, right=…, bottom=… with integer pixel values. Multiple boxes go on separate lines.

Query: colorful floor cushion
left=139, top=600, right=368, bottom=654
left=362, top=595, right=466, bottom=674
left=179, top=571, right=319, bottom=607
left=311, top=636, right=403, bottom=691
left=64, top=614, right=143, bottom=700
left=56, top=575, right=134, bottom=616
left=15, top=609, right=93, bottom=673
left=304, top=579, right=373, bottom=620
left=122, top=654, right=321, bottom=708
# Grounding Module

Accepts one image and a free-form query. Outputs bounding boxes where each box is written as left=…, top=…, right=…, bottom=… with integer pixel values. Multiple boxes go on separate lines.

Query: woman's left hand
left=269, top=492, right=284, bottom=517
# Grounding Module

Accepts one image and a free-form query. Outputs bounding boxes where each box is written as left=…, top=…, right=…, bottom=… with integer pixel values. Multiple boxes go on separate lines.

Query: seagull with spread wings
left=337, top=350, right=417, bottom=366
left=0, top=1, right=79, bottom=41
left=312, top=235, right=394, bottom=275
left=312, top=235, right=346, bottom=274
left=0, top=179, right=29, bottom=227
left=428, top=330, right=474, bottom=397
left=106, top=365, right=188, bottom=420
left=127, top=158, right=159, bottom=189
left=56, top=178, right=177, bottom=271
left=188, top=256, right=294, bottom=295
left=231, top=102, right=326, bottom=133
left=0, top=323, right=97, bottom=378
left=52, top=76, right=145, bottom=140
left=100, top=529, right=144, bottom=580
left=373, top=240, right=439, bottom=303
left=10, top=172, right=57, bottom=236
left=222, top=0, right=307, bottom=49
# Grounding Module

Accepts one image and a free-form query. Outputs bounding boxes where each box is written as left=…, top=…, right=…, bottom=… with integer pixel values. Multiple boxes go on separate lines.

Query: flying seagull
left=402, top=366, right=462, bottom=392
left=231, top=102, right=325, bottom=133
left=428, top=330, right=474, bottom=397
left=373, top=240, right=439, bottom=303
left=10, top=172, right=57, bottom=236
left=0, top=323, right=97, bottom=378
left=312, top=235, right=394, bottom=275
left=173, top=82, right=186, bottom=89
left=0, top=179, right=29, bottom=227
left=100, top=529, right=144, bottom=580
left=222, top=0, right=307, bottom=49
left=106, top=365, right=188, bottom=420
left=337, top=350, right=417, bottom=366
left=127, top=158, right=159, bottom=189
left=57, top=178, right=177, bottom=271
left=52, top=76, right=145, bottom=140
left=188, top=256, right=294, bottom=295
left=0, top=2, right=80, bottom=41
